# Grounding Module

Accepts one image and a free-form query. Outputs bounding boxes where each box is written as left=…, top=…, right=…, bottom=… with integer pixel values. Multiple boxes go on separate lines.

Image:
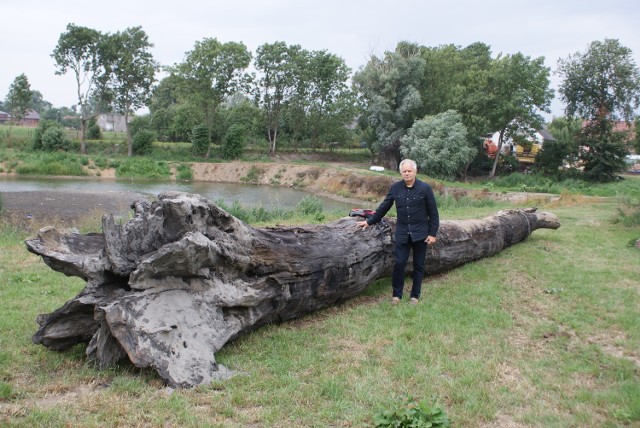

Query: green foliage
left=296, top=196, right=325, bottom=222
left=31, top=120, right=59, bottom=150
left=221, top=124, right=245, bottom=159
left=87, top=123, right=101, bottom=140
left=352, top=42, right=426, bottom=165
left=41, top=126, right=70, bottom=152
left=557, top=39, right=640, bottom=181
left=400, top=110, right=475, bottom=179
left=373, top=395, right=451, bottom=427
left=132, top=130, right=156, bottom=155
left=0, top=193, right=3, bottom=213
left=175, top=163, right=193, bottom=180
left=6, top=73, right=33, bottom=124
left=191, top=124, right=209, bottom=157
left=558, top=39, right=640, bottom=123
left=240, top=165, right=264, bottom=183
left=14, top=153, right=87, bottom=176
left=115, top=158, right=171, bottom=179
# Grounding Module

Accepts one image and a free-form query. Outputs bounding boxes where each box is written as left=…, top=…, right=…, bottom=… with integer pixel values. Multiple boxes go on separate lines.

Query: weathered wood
left=24, top=191, right=560, bottom=387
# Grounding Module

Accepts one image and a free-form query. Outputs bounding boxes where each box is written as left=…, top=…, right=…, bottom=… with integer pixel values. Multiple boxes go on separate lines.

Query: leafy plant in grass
left=373, top=395, right=451, bottom=427
left=116, top=158, right=171, bottom=179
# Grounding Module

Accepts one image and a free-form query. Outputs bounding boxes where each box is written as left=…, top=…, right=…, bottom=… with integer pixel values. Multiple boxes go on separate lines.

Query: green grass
left=1, top=191, right=639, bottom=426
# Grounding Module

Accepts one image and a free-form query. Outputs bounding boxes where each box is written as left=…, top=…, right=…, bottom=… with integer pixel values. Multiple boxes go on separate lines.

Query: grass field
left=1, top=188, right=639, bottom=426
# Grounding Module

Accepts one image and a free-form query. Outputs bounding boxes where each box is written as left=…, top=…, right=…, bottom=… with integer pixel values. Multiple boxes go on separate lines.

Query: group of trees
left=3, top=22, right=640, bottom=182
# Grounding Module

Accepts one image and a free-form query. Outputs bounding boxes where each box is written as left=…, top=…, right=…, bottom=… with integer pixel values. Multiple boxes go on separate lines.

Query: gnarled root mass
left=24, top=192, right=560, bottom=387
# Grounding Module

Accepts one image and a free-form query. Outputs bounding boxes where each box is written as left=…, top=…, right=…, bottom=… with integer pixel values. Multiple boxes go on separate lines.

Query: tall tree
left=5, top=73, right=32, bottom=136
left=557, top=38, right=640, bottom=181
left=174, top=38, right=252, bottom=157
left=304, top=50, right=356, bottom=148
left=100, top=26, right=159, bottom=156
left=353, top=41, right=426, bottom=169
left=254, top=41, right=301, bottom=155
left=51, top=24, right=104, bottom=154
left=486, top=53, right=553, bottom=177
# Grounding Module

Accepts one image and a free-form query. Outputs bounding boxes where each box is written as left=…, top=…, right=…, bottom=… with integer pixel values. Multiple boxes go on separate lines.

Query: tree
left=485, top=53, right=553, bottom=177
left=5, top=73, right=33, bottom=136
left=304, top=50, right=356, bottom=149
left=174, top=38, right=251, bottom=157
left=30, top=90, right=53, bottom=114
left=353, top=42, right=427, bottom=169
left=254, top=41, right=301, bottom=155
left=51, top=24, right=105, bottom=154
left=100, top=26, right=159, bottom=156
left=400, top=110, right=475, bottom=180
left=557, top=39, right=640, bottom=181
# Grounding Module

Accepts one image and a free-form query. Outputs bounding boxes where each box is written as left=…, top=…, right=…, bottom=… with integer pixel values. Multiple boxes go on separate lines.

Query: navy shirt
left=366, top=178, right=439, bottom=244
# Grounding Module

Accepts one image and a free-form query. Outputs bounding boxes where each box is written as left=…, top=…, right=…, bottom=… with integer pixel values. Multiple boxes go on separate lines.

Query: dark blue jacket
left=366, top=178, right=439, bottom=243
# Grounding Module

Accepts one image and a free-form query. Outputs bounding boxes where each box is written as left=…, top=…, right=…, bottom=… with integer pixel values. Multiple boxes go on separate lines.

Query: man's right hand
left=356, top=220, right=369, bottom=229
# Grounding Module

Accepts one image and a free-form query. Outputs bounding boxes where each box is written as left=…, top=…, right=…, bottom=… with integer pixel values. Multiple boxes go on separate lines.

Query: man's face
left=400, top=164, right=416, bottom=184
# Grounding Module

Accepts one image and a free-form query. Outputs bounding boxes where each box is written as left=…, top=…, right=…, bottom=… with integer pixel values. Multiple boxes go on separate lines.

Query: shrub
left=221, top=124, right=244, bottom=159
left=176, top=163, right=193, bottom=181
left=87, top=123, right=102, bottom=140
left=191, top=124, right=209, bottom=157
left=31, top=120, right=58, bottom=150
left=132, top=130, right=156, bottom=155
left=41, top=126, right=70, bottom=152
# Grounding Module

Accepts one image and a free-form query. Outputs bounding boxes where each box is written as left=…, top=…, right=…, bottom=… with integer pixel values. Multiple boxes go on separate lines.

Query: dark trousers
left=392, top=235, right=428, bottom=299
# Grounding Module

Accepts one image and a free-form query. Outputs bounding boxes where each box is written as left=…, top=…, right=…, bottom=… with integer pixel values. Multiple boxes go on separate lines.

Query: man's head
left=399, top=159, right=417, bottom=186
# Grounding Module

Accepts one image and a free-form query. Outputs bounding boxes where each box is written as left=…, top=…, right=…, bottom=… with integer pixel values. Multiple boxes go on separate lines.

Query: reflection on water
left=0, top=176, right=350, bottom=212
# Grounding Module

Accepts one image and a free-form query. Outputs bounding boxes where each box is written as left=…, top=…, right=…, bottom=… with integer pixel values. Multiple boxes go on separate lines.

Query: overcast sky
left=2, top=0, right=639, bottom=119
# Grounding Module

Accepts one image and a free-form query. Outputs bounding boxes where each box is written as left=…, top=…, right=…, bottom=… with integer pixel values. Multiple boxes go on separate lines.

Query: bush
left=221, top=124, right=244, bottom=159
left=31, top=120, right=58, bottom=150
left=176, top=163, right=193, bottom=181
left=87, top=123, right=102, bottom=140
left=41, top=126, right=70, bottom=152
left=191, top=124, right=209, bottom=157
left=132, top=130, right=156, bottom=155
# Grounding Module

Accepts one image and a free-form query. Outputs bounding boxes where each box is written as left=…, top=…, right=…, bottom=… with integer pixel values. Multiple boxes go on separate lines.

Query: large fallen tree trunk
left=24, top=192, right=560, bottom=387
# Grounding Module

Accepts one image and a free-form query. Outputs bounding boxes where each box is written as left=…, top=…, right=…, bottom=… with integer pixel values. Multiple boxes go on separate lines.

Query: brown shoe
left=391, top=297, right=400, bottom=305
left=410, top=298, right=419, bottom=305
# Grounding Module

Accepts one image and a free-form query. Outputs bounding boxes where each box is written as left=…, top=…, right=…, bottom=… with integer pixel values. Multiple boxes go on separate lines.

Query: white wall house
left=96, top=113, right=129, bottom=132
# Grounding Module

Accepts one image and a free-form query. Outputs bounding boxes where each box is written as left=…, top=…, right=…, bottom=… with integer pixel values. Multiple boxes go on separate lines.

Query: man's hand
left=425, top=235, right=437, bottom=245
left=356, top=220, right=369, bottom=229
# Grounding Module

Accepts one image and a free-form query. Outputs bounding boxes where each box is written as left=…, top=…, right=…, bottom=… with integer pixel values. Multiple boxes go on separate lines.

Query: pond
left=0, top=176, right=352, bottom=213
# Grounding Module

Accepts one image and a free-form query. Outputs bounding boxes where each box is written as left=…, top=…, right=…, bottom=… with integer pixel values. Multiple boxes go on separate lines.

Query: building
left=96, top=113, right=129, bottom=132
left=0, top=109, right=40, bottom=126
left=20, top=110, right=40, bottom=127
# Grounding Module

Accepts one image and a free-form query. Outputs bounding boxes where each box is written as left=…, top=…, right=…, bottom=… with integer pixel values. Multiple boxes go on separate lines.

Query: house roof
left=24, top=110, right=40, bottom=120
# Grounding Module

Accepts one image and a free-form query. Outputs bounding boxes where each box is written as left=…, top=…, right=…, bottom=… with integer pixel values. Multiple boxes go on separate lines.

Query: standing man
left=356, top=159, right=439, bottom=305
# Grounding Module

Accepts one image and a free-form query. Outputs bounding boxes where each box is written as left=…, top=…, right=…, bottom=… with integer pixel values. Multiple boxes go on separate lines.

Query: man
left=356, top=159, right=439, bottom=305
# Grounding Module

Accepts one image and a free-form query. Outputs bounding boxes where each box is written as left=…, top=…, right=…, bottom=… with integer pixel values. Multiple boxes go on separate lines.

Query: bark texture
left=24, top=191, right=560, bottom=387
